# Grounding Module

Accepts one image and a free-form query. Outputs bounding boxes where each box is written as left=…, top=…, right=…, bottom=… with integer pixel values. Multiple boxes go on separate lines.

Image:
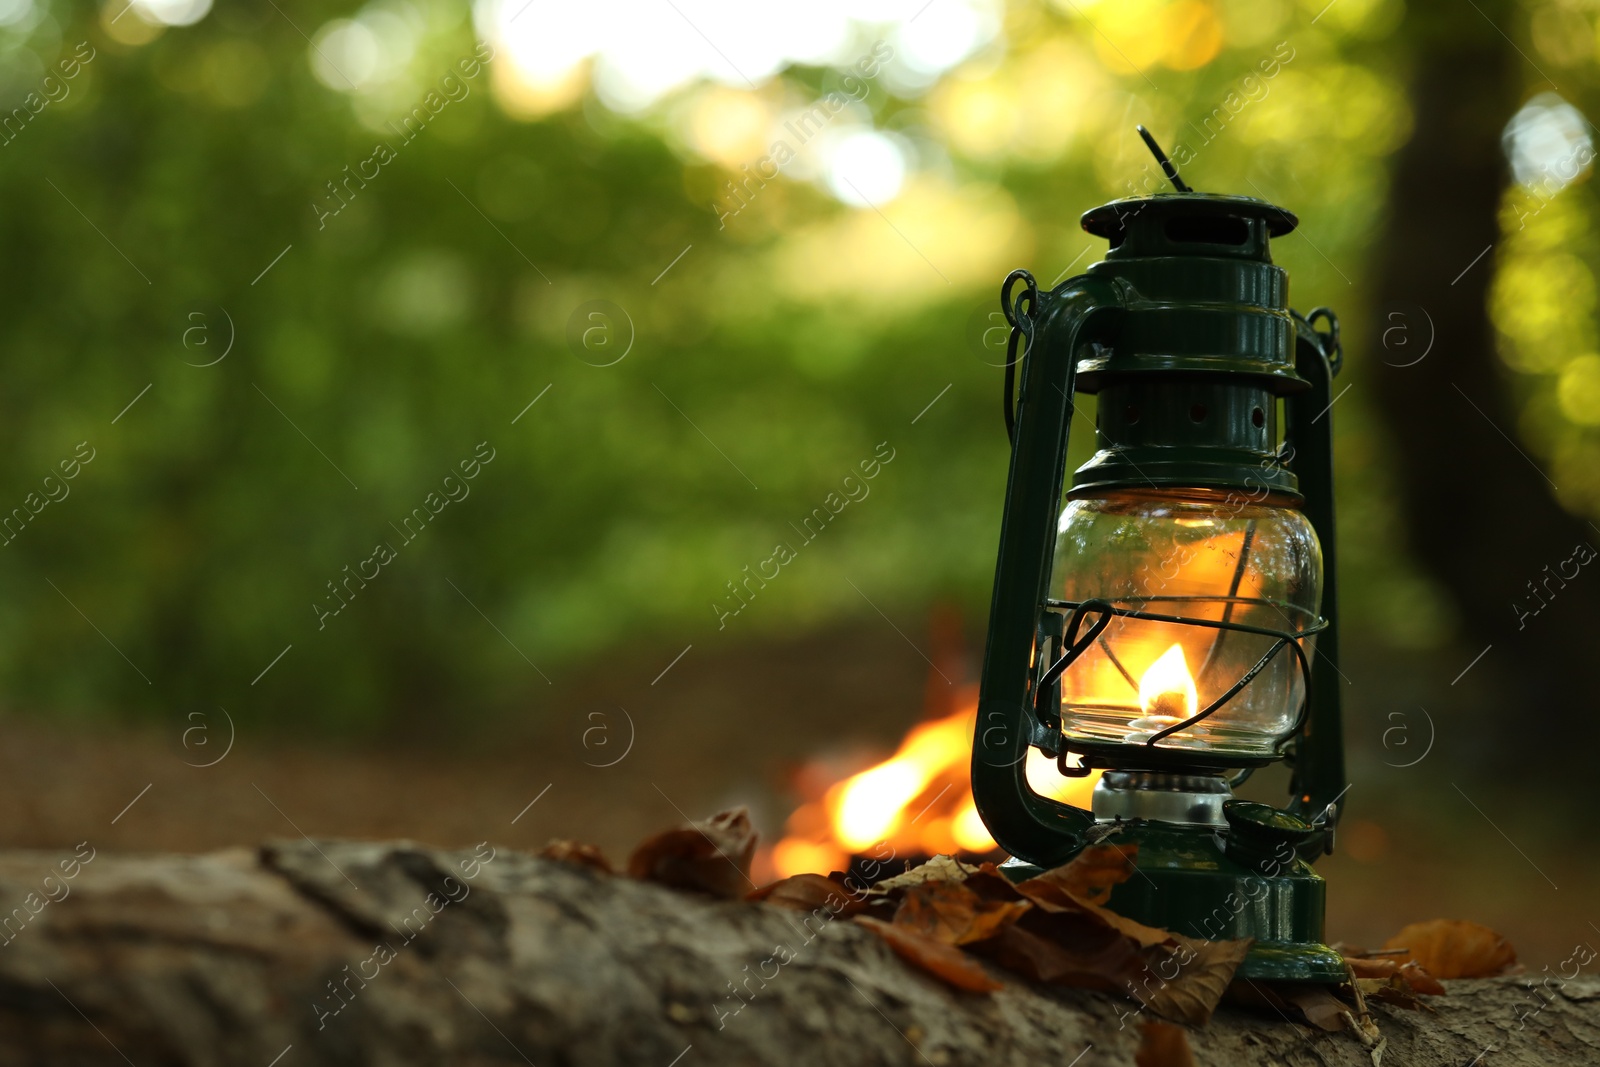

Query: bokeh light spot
left=826, top=130, right=907, bottom=207
left=1503, top=92, right=1594, bottom=195
left=1559, top=354, right=1600, bottom=426
left=131, top=0, right=212, bottom=27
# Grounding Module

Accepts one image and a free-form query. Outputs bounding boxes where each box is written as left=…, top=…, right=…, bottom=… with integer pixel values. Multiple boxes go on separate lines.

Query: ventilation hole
left=1252, top=407, right=1266, bottom=428
left=1124, top=404, right=1140, bottom=425
left=1165, top=215, right=1250, bottom=246
left=1190, top=404, right=1208, bottom=423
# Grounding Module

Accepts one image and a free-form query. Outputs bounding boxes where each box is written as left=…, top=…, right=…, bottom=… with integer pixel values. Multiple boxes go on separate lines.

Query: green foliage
left=0, top=0, right=1438, bottom=733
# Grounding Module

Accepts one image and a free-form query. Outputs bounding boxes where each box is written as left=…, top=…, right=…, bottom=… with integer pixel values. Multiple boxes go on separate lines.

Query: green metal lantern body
left=972, top=192, right=1346, bottom=983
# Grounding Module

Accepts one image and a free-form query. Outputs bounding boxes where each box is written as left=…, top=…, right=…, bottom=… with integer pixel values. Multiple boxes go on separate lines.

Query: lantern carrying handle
left=1283, top=304, right=1346, bottom=850
left=973, top=273, right=1125, bottom=866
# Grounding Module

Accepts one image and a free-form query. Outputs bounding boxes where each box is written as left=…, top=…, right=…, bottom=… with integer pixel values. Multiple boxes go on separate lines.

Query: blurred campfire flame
left=763, top=608, right=1102, bottom=880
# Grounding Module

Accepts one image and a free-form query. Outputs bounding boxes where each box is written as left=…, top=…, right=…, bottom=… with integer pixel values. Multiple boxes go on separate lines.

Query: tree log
left=0, top=841, right=1591, bottom=1066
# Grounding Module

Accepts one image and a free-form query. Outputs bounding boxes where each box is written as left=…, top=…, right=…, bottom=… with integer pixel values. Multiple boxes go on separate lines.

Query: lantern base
left=999, top=820, right=1346, bottom=984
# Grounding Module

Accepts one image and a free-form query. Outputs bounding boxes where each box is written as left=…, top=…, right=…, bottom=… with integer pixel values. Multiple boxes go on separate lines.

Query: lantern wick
left=1136, top=125, right=1192, bottom=193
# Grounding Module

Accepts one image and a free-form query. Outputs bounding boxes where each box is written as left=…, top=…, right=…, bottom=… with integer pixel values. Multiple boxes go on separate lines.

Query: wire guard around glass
left=1037, top=596, right=1326, bottom=775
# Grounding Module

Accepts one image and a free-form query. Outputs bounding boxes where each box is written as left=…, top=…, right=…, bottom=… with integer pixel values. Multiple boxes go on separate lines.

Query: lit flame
left=764, top=686, right=1101, bottom=880
left=1138, top=643, right=1197, bottom=720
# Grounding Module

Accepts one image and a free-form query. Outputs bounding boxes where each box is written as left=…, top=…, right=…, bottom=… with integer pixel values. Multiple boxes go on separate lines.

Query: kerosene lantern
left=972, top=131, right=1347, bottom=982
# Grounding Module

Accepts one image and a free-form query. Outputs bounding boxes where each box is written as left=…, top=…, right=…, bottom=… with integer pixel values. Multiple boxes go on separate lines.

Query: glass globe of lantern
left=1051, top=486, right=1322, bottom=759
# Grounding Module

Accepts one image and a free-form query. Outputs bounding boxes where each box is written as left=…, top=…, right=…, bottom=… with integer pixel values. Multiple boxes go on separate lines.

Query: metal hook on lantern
left=1305, top=306, right=1342, bottom=376
left=999, top=269, right=1039, bottom=444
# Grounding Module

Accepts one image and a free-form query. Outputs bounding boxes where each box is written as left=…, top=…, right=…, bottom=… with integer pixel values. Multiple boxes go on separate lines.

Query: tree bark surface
left=0, top=841, right=1591, bottom=1066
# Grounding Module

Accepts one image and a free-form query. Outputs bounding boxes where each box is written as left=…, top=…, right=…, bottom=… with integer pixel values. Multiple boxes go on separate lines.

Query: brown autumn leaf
left=978, top=859, right=1249, bottom=1024
left=972, top=921, right=1138, bottom=989
left=1344, top=955, right=1447, bottom=997
left=1011, top=882, right=1160, bottom=944
left=949, top=861, right=1039, bottom=908
left=968, top=906, right=1249, bottom=1024
left=1074, top=897, right=1187, bottom=950
left=1228, top=979, right=1348, bottom=1031
left=1345, top=956, right=1400, bottom=981
left=1356, top=975, right=1433, bottom=1011
left=1280, top=985, right=1350, bottom=1031
left=1140, top=937, right=1255, bottom=1027
left=746, top=873, right=864, bottom=916
left=892, top=880, right=1032, bottom=946
left=866, top=855, right=978, bottom=894
left=1018, top=844, right=1140, bottom=907
left=1135, top=1020, right=1197, bottom=1067
left=1383, top=919, right=1517, bottom=979
left=854, top=853, right=1245, bottom=1024
left=626, top=807, right=756, bottom=899
left=1400, top=961, right=1447, bottom=996
left=1332, top=942, right=1401, bottom=958
left=856, top=915, right=1005, bottom=993
left=989, top=883, right=1159, bottom=983
left=539, top=839, right=614, bottom=874
left=1012, top=860, right=1174, bottom=950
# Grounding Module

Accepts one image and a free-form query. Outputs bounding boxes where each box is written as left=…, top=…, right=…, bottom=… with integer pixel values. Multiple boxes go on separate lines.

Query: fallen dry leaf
left=747, top=873, right=864, bottom=916
left=866, top=855, right=977, bottom=894
left=972, top=921, right=1137, bottom=988
left=856, top=915, right=1004, bottom=992
left=850, top=854, right=1248, bottom=1024
left=1298, top=990, right=1350, bottom=1030
left=892, top=881, right=1032, bottom=946
left=1383, top=919, right=1516, bottom=979
left=1076, top=898, right=1188, bottom=951
left=974, top=907, right=1248, bottom=1024
left=1400, top=961, right=1447, bottom=996
left=1344, top=955, right=1446, bottom=997
left=985, top=883, right=1157, bottom=982
left=1012, top=857, right=1176, bottom=950
left=1135, top=1020, right=1197, bottom=1067
left=539, top=839, right=614, bottom=874
left=1284, top=985, right=1352, bottom=1031
left=626, top=807, right=756, bottom=899
left=1334, top=943, right=1409, bottom=958
left=958, top=862, right=1039, bottom=905
left=1013, top=867, right=1249, bottom=1023
left=1140, top=938, right=1254, bottom=1027
left=1346, top=956, right=1399, bottom=981
left=1229, top=980, right=1348, bottom=1031
left=1356, top=975, right=1432, bottom=1012
left=1019, top=844, right=1140, bottom=907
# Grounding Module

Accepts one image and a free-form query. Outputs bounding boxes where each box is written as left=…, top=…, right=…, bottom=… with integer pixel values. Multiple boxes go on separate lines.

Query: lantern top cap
left=1081, top=193, right=1300, bottom=242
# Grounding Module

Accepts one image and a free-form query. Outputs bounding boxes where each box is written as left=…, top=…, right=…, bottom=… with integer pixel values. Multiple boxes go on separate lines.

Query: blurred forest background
left=1, top=0, right=1598, bottom=964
